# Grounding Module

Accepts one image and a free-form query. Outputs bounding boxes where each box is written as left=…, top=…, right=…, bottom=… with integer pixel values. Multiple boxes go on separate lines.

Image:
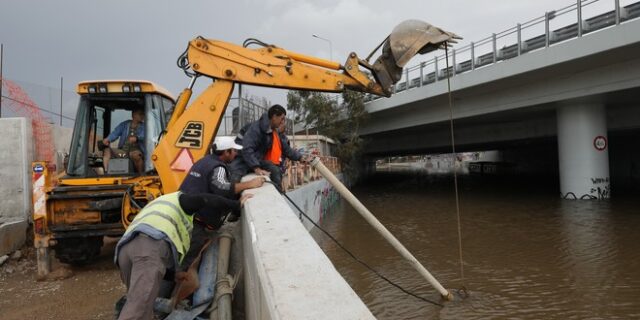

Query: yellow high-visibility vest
left=124, top=192, right=193, bottom=262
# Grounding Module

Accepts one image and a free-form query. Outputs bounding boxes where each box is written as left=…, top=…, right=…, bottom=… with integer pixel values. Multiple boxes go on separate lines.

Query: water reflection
left=312, top=169, right=640, bottom=319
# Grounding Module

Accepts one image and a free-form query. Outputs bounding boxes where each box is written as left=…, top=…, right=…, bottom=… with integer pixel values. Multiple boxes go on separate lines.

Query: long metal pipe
left=212, top=232, right=234, bottom=320
left=310, top=157, right=453, bottom=300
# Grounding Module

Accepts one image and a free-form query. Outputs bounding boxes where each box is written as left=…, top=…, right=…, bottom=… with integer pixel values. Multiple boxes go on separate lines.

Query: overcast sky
left=0, top=0, right=622, bottom=122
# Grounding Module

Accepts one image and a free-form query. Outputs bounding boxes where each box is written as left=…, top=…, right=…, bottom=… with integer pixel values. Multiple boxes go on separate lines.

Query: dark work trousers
left=180, top=222, right=218, bottom=271
left=117, top=233, right=172, bottom=320
left=229, top=155, right=249, bottom=183
left=259, top=160, right=283, bottom=192
left=229, top=156, right=283, bottom=191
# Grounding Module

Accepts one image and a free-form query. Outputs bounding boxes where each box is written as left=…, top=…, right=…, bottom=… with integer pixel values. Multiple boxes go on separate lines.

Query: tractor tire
left=55, top=236, right=104, bottom=265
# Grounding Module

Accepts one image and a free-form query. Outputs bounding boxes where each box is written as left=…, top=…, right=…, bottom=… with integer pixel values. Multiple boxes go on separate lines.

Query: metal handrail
left=368, top=0, right=639, bottom=100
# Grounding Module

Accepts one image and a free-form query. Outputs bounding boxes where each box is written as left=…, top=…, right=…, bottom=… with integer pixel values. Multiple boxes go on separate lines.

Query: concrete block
left=241, top=174, right=374, bottom=320
left=0, top=220, right=28, bottom=256
left=0, top=118, right=33, bottom=225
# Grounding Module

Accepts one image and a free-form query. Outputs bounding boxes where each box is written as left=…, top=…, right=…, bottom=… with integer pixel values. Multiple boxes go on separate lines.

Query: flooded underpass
left=312, top=168, right=640, bottom=319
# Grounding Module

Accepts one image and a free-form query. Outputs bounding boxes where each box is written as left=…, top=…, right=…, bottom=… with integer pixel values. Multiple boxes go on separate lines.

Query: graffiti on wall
left=561, top=177, right=610, bottom=200
left=314, top=184, right=340, bottom=222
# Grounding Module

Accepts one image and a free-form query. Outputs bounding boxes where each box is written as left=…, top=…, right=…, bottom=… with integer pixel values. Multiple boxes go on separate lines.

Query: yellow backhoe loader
left=32, top=20, right=460, bottom=278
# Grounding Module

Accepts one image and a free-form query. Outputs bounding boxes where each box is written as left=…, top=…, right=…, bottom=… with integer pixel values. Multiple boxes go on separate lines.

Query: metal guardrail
left=282, top=155, right=340, bottom=192
left=365, top=0, right=640, bottom=102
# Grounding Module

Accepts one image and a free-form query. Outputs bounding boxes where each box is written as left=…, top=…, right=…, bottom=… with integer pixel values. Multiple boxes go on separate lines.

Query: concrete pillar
left=557, top=103, right=610, bottom=199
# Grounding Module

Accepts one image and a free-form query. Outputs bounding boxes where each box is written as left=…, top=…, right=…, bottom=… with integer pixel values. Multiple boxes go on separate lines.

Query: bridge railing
left=365, top=0, right=640, bottom=102
left=282, top=155, right=340, bottom=192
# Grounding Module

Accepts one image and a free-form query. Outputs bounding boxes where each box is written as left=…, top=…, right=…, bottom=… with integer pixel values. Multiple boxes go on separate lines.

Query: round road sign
left=593, top=135, right=607, bottom=151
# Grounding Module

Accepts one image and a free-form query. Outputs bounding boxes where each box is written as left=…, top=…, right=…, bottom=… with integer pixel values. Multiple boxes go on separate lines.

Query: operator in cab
left=102, top=107, right=145, bottom=173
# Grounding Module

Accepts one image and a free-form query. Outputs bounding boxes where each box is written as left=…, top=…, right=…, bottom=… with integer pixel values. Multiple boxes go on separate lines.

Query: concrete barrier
left=0, top=118, right=33, bottom=256
left=241, top=175, right=374, bottom=320
left=0, top=118, right=72, bottom=255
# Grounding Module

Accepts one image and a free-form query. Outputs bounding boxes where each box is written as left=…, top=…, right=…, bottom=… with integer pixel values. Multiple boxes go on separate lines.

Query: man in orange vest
left=231, top=104, right=308, bottom=191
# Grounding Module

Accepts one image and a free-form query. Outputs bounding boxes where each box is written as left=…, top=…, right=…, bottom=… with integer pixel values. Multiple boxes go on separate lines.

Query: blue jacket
left=107, top=120, right=145, bottom=154
left=241, top=113, right=302, bottom=169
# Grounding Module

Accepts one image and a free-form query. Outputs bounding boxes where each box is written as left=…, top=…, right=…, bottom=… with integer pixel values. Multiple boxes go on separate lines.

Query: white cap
left=214, top=136, right=243, bottom=151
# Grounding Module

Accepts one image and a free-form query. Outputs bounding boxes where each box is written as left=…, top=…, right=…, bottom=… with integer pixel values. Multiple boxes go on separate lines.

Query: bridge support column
left=557, top=103, right=610, bottom=199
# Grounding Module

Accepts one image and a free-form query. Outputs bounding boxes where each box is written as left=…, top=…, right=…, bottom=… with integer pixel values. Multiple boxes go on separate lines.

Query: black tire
left=55, top=236, right=103, bottom=265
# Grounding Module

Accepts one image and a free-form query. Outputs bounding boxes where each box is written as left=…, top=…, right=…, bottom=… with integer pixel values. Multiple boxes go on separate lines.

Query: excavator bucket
left=372, top=20, right=461, bottom=95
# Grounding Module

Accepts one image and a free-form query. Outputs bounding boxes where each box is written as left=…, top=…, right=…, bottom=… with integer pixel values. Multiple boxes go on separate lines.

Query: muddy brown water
left=312, top=170, right=640, bottom=319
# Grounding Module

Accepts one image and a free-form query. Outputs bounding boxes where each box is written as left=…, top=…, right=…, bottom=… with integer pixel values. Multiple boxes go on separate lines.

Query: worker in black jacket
left=179, top=136, right=264, bottom=270
left=230, top=104, right=308, bottom=190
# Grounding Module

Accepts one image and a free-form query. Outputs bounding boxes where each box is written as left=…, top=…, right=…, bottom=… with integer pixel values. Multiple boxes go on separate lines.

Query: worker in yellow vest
left=114, top=191, right=244, bottom=320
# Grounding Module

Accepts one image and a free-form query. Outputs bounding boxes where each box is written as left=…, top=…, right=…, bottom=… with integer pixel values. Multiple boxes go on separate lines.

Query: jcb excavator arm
left=153, top=20, right=460, bottom=192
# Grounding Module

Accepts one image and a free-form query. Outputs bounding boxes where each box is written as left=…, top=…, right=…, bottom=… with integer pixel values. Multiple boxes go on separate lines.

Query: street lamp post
left=312, top=34, right=333, bottom=61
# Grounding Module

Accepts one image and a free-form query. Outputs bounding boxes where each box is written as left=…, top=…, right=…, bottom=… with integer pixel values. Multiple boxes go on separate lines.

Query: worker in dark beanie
left=114, top=191, right=246, bottom=320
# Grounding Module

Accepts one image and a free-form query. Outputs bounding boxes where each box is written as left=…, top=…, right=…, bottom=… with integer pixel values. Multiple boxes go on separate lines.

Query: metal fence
left=283, top=155, right=340, bottom=192
left=215, top=97, right=295, bottom=137
left=365, top=0, right=640, bottom=102
left=0, top=77, right=78, bottom=127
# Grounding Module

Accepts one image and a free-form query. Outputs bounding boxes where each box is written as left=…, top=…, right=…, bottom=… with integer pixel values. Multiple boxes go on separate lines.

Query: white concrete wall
left=0, top=118, right=33, bottom=255
left=241, top=175, right=374, bottom=320
left=0, top=118, right=72, bottom=255
left=285, top=176, right=341, bottom=231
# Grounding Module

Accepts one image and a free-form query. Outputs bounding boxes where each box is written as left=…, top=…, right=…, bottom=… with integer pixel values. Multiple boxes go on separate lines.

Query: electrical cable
left=444, top=43, right=468, bottom=296
left=268, top=180, right=444, bottom=307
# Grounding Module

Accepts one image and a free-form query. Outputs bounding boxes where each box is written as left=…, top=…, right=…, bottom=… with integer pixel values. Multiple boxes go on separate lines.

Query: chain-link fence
left=215, top=97, right=295, bottom=137
left=0, top=77, right=78, bottom=128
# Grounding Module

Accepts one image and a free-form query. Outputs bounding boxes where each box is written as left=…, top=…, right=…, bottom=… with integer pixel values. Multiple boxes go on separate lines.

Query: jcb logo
left=176, top=121, right=204, bottom=148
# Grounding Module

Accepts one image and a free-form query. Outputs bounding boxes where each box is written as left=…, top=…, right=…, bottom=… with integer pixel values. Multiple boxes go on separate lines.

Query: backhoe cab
left=67, top=81, right=175, bottom=177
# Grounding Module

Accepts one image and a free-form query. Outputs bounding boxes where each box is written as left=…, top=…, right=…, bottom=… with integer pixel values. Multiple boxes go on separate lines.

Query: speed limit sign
left=593, top=135, right=607, bottom=151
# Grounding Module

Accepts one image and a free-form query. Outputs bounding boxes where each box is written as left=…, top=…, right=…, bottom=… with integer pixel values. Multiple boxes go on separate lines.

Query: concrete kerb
left=240, top=174, right=374, bottom=320
left=0, top=220, right=28, bottom=256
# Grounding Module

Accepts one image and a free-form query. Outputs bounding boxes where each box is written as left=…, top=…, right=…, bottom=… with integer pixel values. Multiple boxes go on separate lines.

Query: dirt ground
left=0, top=237, right=125, bottom=320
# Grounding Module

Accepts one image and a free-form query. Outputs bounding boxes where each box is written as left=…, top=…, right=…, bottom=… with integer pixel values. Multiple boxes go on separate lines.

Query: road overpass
left=360, top=1, right=640, bottom=199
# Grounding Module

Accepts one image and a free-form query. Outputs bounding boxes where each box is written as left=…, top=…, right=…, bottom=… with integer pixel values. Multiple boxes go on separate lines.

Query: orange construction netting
left=1, top=77, right=54, bottom=162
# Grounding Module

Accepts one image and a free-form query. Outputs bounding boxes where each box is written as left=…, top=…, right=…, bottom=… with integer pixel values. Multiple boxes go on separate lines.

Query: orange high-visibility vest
left=264, top=131, right=282, bottom=165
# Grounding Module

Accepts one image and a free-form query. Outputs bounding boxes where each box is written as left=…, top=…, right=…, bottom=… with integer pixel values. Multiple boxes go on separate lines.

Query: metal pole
left=238, top=84, right=243, bottom=129
left=310, top=157, right=453, bottom=300
left=545, top=12, right=551, bottom=47
left=577, top=0, right=583, bottom=37
left=214, top=232, right=234, bottom=320
left=470, top=42, right=475, bottom=70
left=405, top=68, right=409, bottom=87
left=517, top=24, right=522, bottom=56
left=434, top=56, right=439, bottom=82
left=492, top=33, right=497, bottom=63
left=451, top=49, right=456, bottom=76
left=312, top=34, right=333, bottom=61
left=60, top=77, right=63, bottom=126
left=0, top=43, right=3, bottom=118
left=615, top=0, right=620, bottom=25
left=419, top=62, right=424, bottom=86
